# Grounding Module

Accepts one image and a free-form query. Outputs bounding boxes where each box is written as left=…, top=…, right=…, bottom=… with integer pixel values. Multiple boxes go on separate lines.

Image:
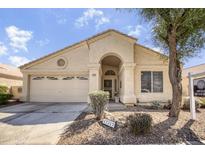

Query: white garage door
left=30, top=75, right=89, bottom=102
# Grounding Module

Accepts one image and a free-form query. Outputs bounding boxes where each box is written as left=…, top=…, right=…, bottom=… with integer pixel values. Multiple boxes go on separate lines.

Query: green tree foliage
left=128, top=9, right=205, bottom=117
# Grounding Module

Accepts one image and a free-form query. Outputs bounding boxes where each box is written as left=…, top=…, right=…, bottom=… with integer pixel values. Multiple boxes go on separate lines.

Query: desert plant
left=199, top=98, right=205, bottom=108
left=124, top=9, right=205, bottom=117
left=0, top=85, right=8, bottom=94
left=0, top=94, right=13, bottom=104
left=150, top=101, right=164, bottom=109
left=126, top=113, right=152, bottom=135
left=89, top=90, right=109, bottom=120
left=163, top=100, right=172, bottom=109
left=182, top=97, right=201, bottom=110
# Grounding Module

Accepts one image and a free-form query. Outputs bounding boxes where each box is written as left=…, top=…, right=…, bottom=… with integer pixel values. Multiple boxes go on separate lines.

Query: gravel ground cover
left=58, top=107, right=205, bottom=145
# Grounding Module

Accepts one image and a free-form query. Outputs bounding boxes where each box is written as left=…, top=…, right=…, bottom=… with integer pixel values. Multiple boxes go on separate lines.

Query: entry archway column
left=122, top=63, right=136, bottom=105
left=88, top=63, right=101, bottom=92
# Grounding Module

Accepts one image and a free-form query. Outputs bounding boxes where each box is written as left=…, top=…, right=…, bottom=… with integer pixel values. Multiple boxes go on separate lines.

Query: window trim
left=32, top=77, right=44, bottom=80
left=153, top=71, right=163, bottom=93
left=105, top=70, right=116, bottom=76
left=141, top=71, right=163, bottom=93
left=47, top=76, right=58, bottom=80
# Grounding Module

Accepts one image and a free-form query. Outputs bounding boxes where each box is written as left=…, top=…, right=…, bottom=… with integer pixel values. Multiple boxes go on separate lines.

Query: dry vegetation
left=58, top=107, right=205, bottom=145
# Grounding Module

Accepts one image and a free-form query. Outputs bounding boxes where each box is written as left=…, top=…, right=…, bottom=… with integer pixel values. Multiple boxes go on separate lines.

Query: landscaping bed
left=58, top=107, right=205, bottom=145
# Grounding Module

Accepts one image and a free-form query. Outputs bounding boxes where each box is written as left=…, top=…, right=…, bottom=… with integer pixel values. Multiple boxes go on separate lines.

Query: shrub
left=126, top=113, right=152, bottom=135
left=0, top=85, right=8, bottom=94
left=199, top=98, right=205, bottom=108
left=89, top=90, right=109, bottom=120
left=182, top=97, right=201, bottom=110
left=0, top=94, right=13, bottom=104
left=150, top=101, right=164, bottom=109
left=163, top=100, right=172, bottom=109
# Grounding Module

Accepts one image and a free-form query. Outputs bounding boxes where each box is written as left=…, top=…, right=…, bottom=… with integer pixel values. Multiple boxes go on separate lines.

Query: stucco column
left=121, top=63, right=136, bottom=105
left=21, top=73, right=30, bottom=102
left=87, top=63, right=101, bottom=103
left=88, top=63, right=101, bottom=92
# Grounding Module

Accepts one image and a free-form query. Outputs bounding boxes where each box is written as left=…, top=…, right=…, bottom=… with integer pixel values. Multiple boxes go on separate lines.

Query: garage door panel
left=30, top=76, right=88, bottom=102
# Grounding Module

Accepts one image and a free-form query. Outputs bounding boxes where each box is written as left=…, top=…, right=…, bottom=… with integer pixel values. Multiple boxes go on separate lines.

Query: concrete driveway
left=0, top=102, right=87, bottom=144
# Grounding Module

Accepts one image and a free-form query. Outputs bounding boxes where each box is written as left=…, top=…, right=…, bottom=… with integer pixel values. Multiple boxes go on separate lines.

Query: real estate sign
left=194, top=77, right=205, bottom=97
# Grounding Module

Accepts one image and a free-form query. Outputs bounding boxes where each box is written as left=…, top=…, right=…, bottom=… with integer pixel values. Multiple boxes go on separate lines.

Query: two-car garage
left=29, top=75, right=89, bottom=102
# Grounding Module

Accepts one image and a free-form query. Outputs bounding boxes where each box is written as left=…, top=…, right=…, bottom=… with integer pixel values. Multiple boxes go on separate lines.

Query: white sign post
left=188, top=72, right=196, bottom=120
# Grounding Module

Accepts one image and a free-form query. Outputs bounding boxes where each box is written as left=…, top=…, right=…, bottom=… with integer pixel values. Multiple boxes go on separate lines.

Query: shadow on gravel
left=177, top=119, right=204, bottom=145
left=59, top=112, right=97, bottom=142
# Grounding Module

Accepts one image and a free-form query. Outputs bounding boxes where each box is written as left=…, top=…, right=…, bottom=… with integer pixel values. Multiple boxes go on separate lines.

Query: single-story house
left=182, top=63, right=205, bottom=97
left=20, top=29, right=172, bottom=105
left=0, top=63, right=23, bottom=99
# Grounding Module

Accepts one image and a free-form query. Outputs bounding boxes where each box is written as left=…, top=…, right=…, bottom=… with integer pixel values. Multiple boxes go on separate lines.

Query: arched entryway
left=100, top=55, right=122, bottom=100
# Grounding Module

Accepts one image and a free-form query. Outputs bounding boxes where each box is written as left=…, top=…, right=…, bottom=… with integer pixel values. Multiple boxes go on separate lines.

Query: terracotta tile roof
left=0, top=63, right=23, bottom=78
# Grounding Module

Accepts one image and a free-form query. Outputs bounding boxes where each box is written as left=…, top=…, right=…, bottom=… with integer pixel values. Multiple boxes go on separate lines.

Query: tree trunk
left=168, top=29, right=182, bottom=117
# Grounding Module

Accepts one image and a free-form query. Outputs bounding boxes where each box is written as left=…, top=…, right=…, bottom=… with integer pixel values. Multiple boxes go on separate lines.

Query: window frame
left=153, top=71, right=163, bottom=93
left=105, top=70, right=116, bottom=76
left=141, top=71, right=163, bottom=93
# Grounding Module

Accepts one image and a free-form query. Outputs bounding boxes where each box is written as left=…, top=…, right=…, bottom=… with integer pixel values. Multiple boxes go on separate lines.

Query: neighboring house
left=0, top=63, right=23, bottom=99
left=182, top=63, right=205, bottom=97
left=20, top=29, right=172, bottom=105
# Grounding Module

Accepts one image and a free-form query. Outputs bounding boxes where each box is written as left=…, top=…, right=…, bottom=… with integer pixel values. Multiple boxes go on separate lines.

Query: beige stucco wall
left=0, top=77, right=22, bottom=88
left=134, top=45, right=172, bottom=102
left=0, top=77, right=22, bottom=99
left=88, top=33, right=136, bottom=104
left=21, top=44, right=90, bottom=102
left=11, top=86, right=22, bottom=99
left=28, top=45, right=89, bottom=73
left=89, top=32, right=135, bottom=64
left=21, top=30, right=172, bottom=104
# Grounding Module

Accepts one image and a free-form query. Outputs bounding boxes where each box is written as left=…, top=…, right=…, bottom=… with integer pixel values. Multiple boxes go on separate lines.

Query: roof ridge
left=19, top=29, right=137, bottom=69
left=184, top=63, right=205, bottom=69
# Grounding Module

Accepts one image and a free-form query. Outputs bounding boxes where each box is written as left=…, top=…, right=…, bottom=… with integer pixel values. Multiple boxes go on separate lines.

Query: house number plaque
left=102, top=119, right=116, bottom=128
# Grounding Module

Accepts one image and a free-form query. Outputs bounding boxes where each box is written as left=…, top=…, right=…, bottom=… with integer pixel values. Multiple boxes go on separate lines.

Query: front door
left=104, top=80, right=112, bottom=99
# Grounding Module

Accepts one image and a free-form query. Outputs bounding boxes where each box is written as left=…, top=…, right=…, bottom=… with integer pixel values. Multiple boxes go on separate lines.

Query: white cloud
left=36, top=39, right=50, bottom=47
left=127, top=25, right=144, bottom=37
left=95, top=17, right=110, bottom=29
left=152, top=47, right=164, bottom=54
left=5, top=26, right=33, bottom=52
left=0, top=42, right=8, bottom=56
left=9, top=56, right=30, bottom=67
left=75, top=8, right=110, bottom=29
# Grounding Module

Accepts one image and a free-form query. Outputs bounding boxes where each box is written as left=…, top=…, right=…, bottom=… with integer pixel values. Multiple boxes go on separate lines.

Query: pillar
left=121, top=63, right=136, bottom=105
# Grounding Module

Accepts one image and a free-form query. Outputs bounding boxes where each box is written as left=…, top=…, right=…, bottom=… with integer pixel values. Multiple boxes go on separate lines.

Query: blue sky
left=0, top=8, right=204, bottom=68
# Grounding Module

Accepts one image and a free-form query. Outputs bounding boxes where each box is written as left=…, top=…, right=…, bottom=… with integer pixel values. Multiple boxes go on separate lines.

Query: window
left=32, top=77, right=44, bottom=80
left=104, top=80, right=112, bottom=88
left=57, top=58, right=66, bottom=67
left=105, top=70, right=116, bottom=75
left=77, top=77, right=88, bottom=80
left=153, top=72, right=163, bottom=92
left=62, top=77, right=74, bottom=80
left=141, top=72, right=151, bottom=93
left=141, top=71, right=163, bottom=93
left=47, top=76, right=58, bottom=80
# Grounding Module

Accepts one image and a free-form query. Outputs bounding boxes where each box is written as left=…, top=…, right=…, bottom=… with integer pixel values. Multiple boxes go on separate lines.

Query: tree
left=130, top=9, right=205, bottom=117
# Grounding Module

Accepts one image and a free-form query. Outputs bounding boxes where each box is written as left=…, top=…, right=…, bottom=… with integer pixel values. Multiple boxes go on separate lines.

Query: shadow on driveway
left=0, top=102, right=87, bottom=125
